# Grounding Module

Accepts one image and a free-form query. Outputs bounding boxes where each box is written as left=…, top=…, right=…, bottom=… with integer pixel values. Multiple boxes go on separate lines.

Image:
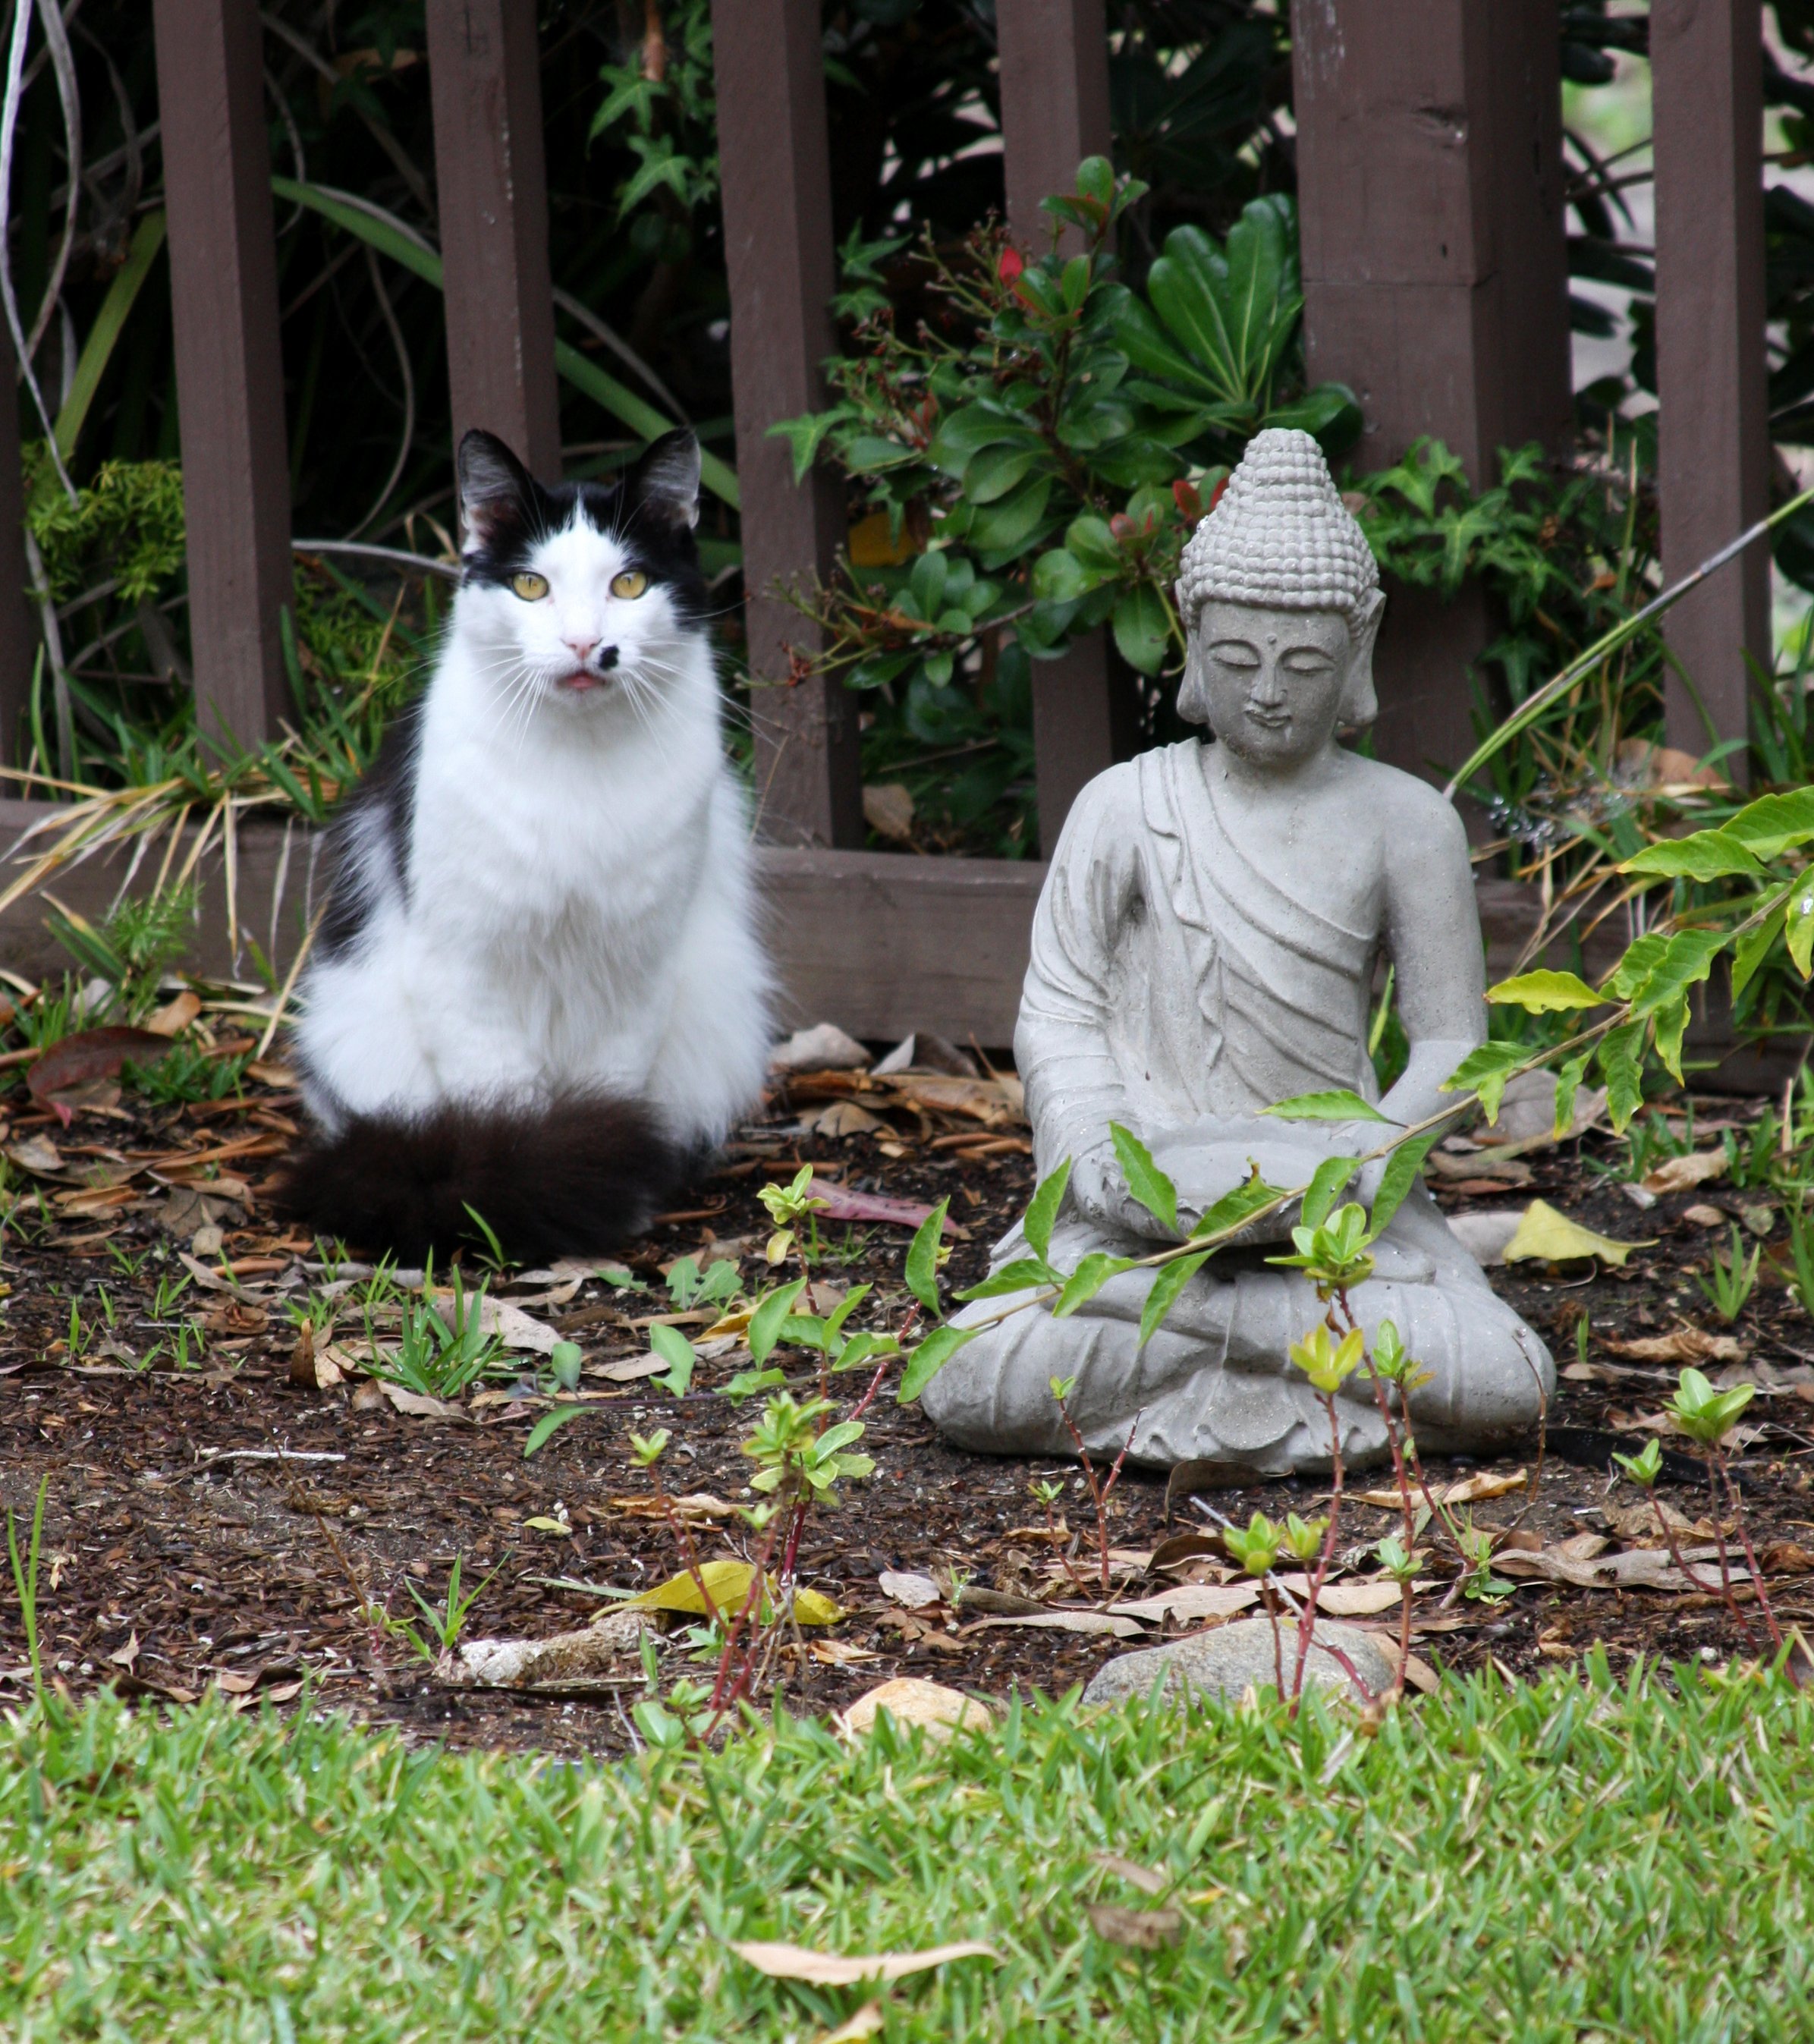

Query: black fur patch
left=316, top=692, right=425, bottom=961
left=274, top=1093, right=684, bottom=1263
left=456, top=427, right=707, bottom=624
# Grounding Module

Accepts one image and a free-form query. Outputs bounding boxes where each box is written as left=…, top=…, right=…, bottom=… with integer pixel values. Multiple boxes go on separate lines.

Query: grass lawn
left=4, top=1659, right=1812, bottom=2041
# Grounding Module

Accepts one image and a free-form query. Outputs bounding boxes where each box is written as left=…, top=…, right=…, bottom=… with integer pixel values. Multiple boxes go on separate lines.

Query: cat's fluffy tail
left=275, top=1093, right=684, bottom=1263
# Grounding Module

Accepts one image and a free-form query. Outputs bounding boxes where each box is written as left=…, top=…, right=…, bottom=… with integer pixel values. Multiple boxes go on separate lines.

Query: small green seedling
left=1694, top=1226, right=1760, bottom=1325
left=402, top=1554, right=498, bottom=1655
left=1223, top=1511, right=1284, bottom=1578
left=1613, top=1437, right=1663, bottom=1488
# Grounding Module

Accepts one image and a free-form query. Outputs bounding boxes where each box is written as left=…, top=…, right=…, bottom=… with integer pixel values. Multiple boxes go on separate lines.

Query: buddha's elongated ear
left=1339, top=586, right=1386, bottom=729
left=1175, top=586, right=1212, bottom=726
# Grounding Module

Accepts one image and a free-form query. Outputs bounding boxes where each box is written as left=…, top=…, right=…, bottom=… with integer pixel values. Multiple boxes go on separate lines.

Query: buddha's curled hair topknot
left=1174, top=428, right=1379, bottom=636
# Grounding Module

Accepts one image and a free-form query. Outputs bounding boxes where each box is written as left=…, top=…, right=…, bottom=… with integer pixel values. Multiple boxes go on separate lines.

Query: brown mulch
left=3, top=1060, right=1813, bottom=1756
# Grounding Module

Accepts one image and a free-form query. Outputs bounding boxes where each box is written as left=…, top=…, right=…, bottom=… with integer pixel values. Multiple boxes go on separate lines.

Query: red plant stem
left=707, top=1506, right=785, bottom=1720
left=846, top=1352, right=897, bottom=1426
left=652, top=1467, right=715, bottom=1627
left=1291, top=1389, right=1346, bottom=1710
left=1701, top=1450, right=1757, bottom=1646
left=1715, top=1448, right=1781, bottom=1651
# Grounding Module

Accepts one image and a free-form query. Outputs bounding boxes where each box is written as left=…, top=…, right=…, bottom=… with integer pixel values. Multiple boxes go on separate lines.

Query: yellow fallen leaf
left=619, top=1560, right=844, bottom=1624
left=731, top=1939, right=998, bottom=1986
left=522, top=1516, right=572, bottom=1535
left=1504, top=1200, right=1652, bottom=1267
left=701, top=1307, right=756, bottom=1338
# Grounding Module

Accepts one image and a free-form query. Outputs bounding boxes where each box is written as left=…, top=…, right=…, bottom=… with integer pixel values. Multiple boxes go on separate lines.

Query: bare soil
left=4, top=1065, right=1812, bottom=1754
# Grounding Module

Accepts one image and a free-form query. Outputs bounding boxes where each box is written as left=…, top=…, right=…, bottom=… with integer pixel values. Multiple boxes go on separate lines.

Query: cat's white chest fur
left=293, top=492, right=772, bottom=1155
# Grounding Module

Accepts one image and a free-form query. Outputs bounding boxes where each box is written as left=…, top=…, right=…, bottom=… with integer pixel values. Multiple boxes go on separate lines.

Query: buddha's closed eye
left=1208, top=640, right=1262, bottom=668
left=1281, top=649, right=1336, bottom=676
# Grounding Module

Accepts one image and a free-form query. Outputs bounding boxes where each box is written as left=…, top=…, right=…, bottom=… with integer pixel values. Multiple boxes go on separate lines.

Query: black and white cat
left=279, top=427, right=772, bottom=1259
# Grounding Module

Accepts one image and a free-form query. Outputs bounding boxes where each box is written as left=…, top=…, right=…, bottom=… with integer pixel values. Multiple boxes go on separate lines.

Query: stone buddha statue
left=922, top=429, right=1552, bottom=1474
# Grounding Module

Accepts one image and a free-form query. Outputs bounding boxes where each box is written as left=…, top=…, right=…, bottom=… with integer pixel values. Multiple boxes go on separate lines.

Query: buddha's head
left=1174, top=429, right=1384, bottom=771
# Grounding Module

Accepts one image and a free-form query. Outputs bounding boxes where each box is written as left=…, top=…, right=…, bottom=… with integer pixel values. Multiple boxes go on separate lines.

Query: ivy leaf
left=1438, top=1042, right=1528, bottom=1124
left=1367, top=1130, right=1438, bottom=1235
left=1596, top=1020, right=1647, bottom=1133
left=1553, top=1053, right=1591, bottom=1139
left=1110, top=1122, right=1178, bottom=1235
left=747, top=1278, right=808, bottom=1366
left=1262, top=1089, right=1391, bottom=1124
left=1137, top=1250, right=1211, bottom=1350
left=1023, top=1158, right=1073, bottom=1263
left=956, top=1256, right=1063, bottom=1301
left=1724, top=786, right=1814, bottom=859
left=904, top=1199, right=950, bottom=1316
left=1300, top=1156, right=1360, bottom=1231
left=1621, top=831, right=1763, bottom=882
left=1790, top=879, right=1814, bottom=980
left=1485, top=970, right=1604, bottom=1013
left=898, top=1322, right=979, bottom=1404
left=1052, top=1252, right=1139, bottom=1319
left=1192, top=1171, right=1287, bottom=1241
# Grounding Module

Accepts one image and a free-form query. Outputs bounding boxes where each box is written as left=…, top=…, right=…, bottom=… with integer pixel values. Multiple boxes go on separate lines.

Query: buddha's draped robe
left=922, top=741, right=1552, bottom=1472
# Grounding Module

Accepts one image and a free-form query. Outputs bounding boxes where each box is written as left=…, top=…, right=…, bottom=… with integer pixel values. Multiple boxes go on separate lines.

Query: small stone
left=1082, top=1616, right=1396, bottom=1709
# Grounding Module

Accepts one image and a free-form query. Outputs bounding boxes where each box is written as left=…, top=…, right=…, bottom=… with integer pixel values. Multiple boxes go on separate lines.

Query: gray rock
left=1082, top=1615, right=1396, bottom=1709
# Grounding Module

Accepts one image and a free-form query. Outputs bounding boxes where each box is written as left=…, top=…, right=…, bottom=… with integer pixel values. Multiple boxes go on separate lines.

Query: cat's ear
left=457, top=429, right=536, bottom=552
left=630, top=429, right=701, bottom=530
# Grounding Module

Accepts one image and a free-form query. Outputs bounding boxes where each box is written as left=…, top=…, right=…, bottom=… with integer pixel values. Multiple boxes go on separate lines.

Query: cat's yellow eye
left=610, top=570, right=649, bottom=600
left=510, top=571, right=549, bottom=601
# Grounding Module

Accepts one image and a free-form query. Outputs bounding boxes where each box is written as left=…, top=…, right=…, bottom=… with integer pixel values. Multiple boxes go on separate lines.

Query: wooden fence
left=0, top=1, right=1782, bottom=1072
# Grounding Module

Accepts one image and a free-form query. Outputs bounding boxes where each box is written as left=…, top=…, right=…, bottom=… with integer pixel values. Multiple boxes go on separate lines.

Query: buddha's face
left=1191, top=601, right=1353, bottom=770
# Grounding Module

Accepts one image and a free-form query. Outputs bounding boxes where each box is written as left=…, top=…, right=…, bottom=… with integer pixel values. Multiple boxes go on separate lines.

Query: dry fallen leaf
left=835, top=1677, right=994, bottom=1738
left=809, top=1638, right=880, bottom=1666
left=1495, top=1544, right=1748, bottom=1592
left=878, top=1569, right=942, bottom=1610
left=1504, top=1200, right=1651, bottom=1268
left=1354, top=1467, right=1526, bottom=1509
left=143, top=989, right=203, bottom=1036
left=596, top=1355, right=666, bottom=1384
left=1107, top=1583, right=1259, bottom=1624
left=621, top=1560, right=843, bottom=1626
left=1643, top=1149, right=1728, bottom=1196
left=1682, top=1203, right=1728, bottom=1229
left=963, top=1611, right=1144, bottom=1639
left=862, top=781, right=916, bottom=843
left=731, top=1940, right=999, bottom=1987
left=1091, top=1851, right=1170, bottom=1897
left=604, top=1491, right=737, bottom=1524
left=1086, top=1904, right=1184, bottom=1951
left=818, top=2004, right=886, bottom=2043
left=808, top=1101, right=888, bottom=1139
left=1274, top=1574, right=1432, bottom=1617
left=375, top=1381, right=464, bottom=1421
left=474, top=1296, right=559, bottom=1354
left=1604, top=1327, right=1745, bottom=1366
left=105, top=1630, right=139, bottom=1671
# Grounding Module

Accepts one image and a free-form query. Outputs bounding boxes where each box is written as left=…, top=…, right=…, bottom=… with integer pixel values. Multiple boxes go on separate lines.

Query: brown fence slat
left=152, top=0, right=294, bottom=750
left=426, top=0, right=561, bottom=485
left=712, top=0, right=860, bottom=851
left=1293, top=0, right=1571, bottom=788
left=996, top=0, right=1118, bottom=851
left=0, top=322, right=33, bottom=763
left=1652, top=0, right=1768, bottom=770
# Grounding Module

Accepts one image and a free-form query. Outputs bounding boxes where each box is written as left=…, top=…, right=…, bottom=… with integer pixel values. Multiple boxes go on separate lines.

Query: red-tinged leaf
left=813, top=1182, right=958, bottom=1234
left=998, top=247, right=1024, bottom=281
left=28, top=1027, right=173, bottom=1105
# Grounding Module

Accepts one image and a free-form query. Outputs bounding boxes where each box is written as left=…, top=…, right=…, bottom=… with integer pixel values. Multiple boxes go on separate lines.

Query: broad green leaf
left=1300, top=1156, right=1360, bottom=1231
left=957, top=1256, right=1063, bottom=1301
left=1032, top=547, right=1092, bottom=603
left=1368, top=1130, right=1439, bottom=1235
left=747, top=1278, right=808, bottom=1366
left=1485, top=970, right=1604, bottom=1014
left=1731, top=901, right=1785, bottom=999
left=1137, top=1250, right=1211, bottom=1350
left=1621, top=830, right=1764, bottom=882
left=1553, top=1053, right=1590, bottom=1139
left=523, top=1405, right=591, bottom=1458
left=828, top=1329, right=897, bottom=1374
left=1790, top=881, right=1814, bottom=979
left=1262, top=381, right=1362, bottom=448
left=965, top=442, right=1041, bottom=505
left=907, top=549, right=948, bottom=620
left=1110, top=1122, right=1178, bottom=1235
left=1262, top=1089, right=1391, bottom=1124
left=1192, top=1172, right=1288, bottom=1241
left=1596, top=1020, right=1646, bottom=1134
left=1065, top=513, right=1123, bottom=571
left=966, top=473, right=1052, bottom=555
left=1111, top=583, right=1171, bottom=675
left=1504, top=1200, right=1650, bottom=1269
left=1725, top=786, right=1814, bottom=859
left=904, top=1199, right=950, bottom=1316
left=898, top=1322, right=979, bottom=1403
left=649, top=1322, right=695, bottom=1395
left=1023, top=1158, right=1073, bottom=1262
left=1605, top=932, right=1671, bottom=999
left=1052, top=1252, right=1139, bottom=1319
left=1439, top=1042, right=1529, bottom=1124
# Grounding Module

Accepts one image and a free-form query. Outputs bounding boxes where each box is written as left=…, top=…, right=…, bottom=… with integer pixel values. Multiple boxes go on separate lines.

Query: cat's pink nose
left=563, top=635, right=599, bottom=662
